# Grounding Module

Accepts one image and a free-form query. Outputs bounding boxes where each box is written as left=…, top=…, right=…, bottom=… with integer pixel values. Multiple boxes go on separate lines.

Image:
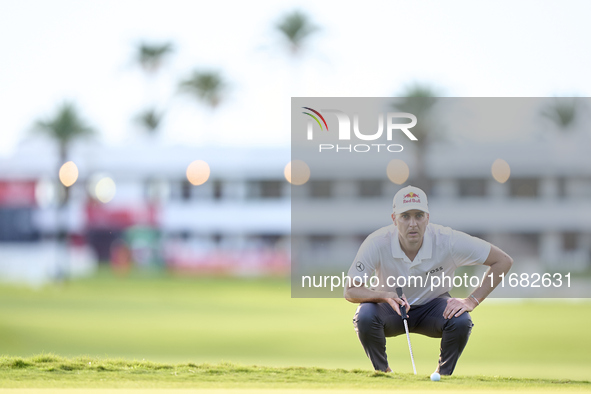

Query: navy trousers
left=352, top=295, right=473, bottom=375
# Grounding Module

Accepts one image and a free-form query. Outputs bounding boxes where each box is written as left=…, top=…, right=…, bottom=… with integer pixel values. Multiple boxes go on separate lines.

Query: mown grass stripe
left=0, top=354, right=589, bottom=390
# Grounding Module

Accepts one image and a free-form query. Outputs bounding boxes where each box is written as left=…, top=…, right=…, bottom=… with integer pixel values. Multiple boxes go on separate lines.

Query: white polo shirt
left=346, top=223, right=491, bottom=305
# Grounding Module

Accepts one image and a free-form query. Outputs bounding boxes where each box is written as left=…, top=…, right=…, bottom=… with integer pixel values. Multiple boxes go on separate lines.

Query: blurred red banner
left=0, top=181, right=36, bottom=207
left=86, top=201, right=157, bottom=229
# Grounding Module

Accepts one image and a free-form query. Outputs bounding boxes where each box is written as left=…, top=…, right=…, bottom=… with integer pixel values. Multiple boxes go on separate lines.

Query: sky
left=1, top=0, right=591, bottom=157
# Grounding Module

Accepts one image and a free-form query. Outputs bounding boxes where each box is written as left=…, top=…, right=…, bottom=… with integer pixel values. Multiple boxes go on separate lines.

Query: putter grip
left=395, top=287, right=407, bottom=319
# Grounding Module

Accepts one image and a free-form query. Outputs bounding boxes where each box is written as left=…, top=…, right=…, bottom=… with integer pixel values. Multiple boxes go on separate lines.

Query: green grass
left=0, top=354, right=589, bottom=390
left=1, top=268, right=590, bottom=388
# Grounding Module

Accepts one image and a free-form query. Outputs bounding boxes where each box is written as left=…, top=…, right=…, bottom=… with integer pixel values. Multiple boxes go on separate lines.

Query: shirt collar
left=418, top=225, right=433, bottom=260
left=390, top=223, right=433, bottom=261
left=390, top=225, right=406, bottom=259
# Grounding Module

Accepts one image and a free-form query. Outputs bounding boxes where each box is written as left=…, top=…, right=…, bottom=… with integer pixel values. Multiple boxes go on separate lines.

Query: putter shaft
left=396, top=287, right=417, bottom=375
left=403, top=319, right=417, bottom=374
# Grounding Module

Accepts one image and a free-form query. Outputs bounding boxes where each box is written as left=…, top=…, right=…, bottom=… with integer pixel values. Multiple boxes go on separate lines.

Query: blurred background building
left=292, top=138, right=591, bottom=276
left=1, top=130, right=590, bottom=285
left=0, top=141, right=291, bottom=284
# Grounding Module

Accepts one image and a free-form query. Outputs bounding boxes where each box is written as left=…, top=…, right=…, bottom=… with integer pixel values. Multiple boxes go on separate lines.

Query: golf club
left=396, top=287, right=417, bottom=375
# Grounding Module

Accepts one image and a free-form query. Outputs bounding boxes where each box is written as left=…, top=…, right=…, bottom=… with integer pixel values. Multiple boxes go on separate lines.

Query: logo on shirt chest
left=426, top=266, right=444, bottom=275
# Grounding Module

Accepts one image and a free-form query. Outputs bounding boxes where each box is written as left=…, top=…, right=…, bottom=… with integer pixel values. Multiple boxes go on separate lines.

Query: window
left=0, top=208, right=39, bottom=242
left=308, top=235, right=333, bottom=250
left=260, top=181, right=282, bottom=198
left=247, top=180, right=283, bottom=199
left=406, top=179, right=433, bottom=196
left=557, top=177, right=566, bottom=198
left=309, top=180, right=332, bottom=198
left=181, top=179, right=192, bottom=200
left=144, top=179, right=169, bottom=202
left=212, top=233, right=222, bottom=245
left=563, top=232, right=577, bottom=251
left=510, top=233, right=540, bottom=257
left=249, top=234, right=283, bottom=248
left=458, top=179, right=486, bottom=197
left=213, top=180, right=223, bottom=200
left=510, top=178, right=539, bottom=197
left=565, top=177, right=591, bottom=198
left=358, top=180, right=383, bottom=197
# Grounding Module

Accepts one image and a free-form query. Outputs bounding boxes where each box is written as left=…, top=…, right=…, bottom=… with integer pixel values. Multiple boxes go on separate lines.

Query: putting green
left=0, top=271, right=589, bottom=383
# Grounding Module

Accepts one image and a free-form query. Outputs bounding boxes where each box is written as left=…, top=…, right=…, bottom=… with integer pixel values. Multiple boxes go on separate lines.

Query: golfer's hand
left=443, top=297, right=474, bottom=319
left=386, top=294, right=410, bottom=317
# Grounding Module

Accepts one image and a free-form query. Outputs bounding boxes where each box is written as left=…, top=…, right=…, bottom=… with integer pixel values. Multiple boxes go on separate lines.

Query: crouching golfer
left=344, top=186, right=512, bottom=375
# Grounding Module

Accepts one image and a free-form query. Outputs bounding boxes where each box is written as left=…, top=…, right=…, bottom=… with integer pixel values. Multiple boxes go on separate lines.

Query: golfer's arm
left=470, top=244, right=513, bottom=303
left=344, top=285, right=395, bottom=304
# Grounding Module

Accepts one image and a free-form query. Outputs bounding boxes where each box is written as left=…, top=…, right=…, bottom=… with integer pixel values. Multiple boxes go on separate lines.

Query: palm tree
left=35, top=102, right=94, bottom=207
left=134, top=41, right=174, bottom=136
left=35, top=102, right=95, bottom=172
left=541, top=97, right=579, bottom=131
left=275, top=10, right=318, bottom=55
left=179, top=70, right=227, bottom=109
left=34, top=102, right=95, bottom=279
left=391, top=83, right=441, bottom=191
left=135, top=107, right=164, bottom=135
left=136, top=41, right=174, bottom=74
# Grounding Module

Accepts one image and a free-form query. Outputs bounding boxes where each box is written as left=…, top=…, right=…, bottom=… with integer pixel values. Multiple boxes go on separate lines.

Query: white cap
left=393, top=185, right=429, bottom=215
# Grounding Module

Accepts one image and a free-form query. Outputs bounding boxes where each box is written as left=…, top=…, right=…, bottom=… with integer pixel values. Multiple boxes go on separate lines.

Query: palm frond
left=541, top=98, right=578, bottom=130
left=391, top=83, right=440, bottom=145
left=135, top=108, right=164, bottom=134
left=179, top=70, right=226, bottom=109
left=34, top=102, right=94, bottom=144
left=276, top=10, right=318, bottom=54
left=137, top=41, right=175, bottom=73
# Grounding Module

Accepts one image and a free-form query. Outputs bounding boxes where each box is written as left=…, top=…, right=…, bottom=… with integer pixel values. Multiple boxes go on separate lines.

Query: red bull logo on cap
left=403, top=192, right=421, bottom=204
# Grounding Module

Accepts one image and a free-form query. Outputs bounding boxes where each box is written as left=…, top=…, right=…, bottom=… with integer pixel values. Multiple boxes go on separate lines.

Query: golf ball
left=430, top=372, right=441, bottom=381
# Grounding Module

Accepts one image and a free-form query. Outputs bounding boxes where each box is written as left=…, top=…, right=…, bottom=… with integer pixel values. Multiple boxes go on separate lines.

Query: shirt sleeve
left=450, top=229, right=491, bottom=268
left=346, top=237, right=379, bottom=286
